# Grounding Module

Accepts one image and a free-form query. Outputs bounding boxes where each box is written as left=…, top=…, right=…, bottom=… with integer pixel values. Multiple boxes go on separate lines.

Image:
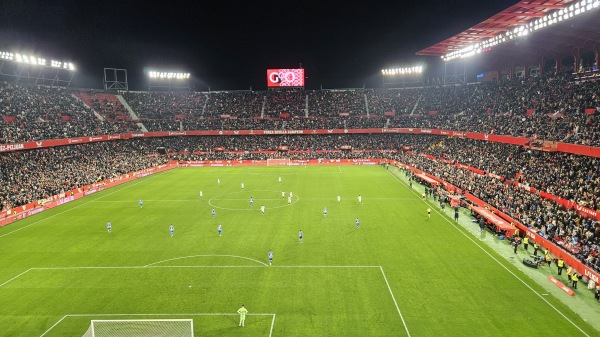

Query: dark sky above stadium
left=0, top=0, right=512, bottom=90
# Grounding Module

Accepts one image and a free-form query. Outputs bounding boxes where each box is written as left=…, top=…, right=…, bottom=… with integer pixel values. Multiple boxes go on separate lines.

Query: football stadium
left=1, top=1, right=600, bottom=336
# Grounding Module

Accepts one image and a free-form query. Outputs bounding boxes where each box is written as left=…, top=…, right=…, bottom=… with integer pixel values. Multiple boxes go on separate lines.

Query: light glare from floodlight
left=442, top=0, right=598, bottom=61
left=381, top=65, right=424, bottom=76
left=147, top=70, right=191, bottom=80
left=0, top=49, right=76, bottom=70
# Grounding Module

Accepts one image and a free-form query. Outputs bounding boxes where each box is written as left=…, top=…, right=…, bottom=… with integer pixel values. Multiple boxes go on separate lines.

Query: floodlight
left=381, top=65, right=424, bottom=76
left=147, top=69, right=190, bottom=80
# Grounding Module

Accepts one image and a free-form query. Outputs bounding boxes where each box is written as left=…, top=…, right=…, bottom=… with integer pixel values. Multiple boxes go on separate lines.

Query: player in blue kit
left=169, top=224, right=174, bottom=237
left=217, top=224, right=222, bottom=236
left=211, top=208, right=216, bottom=218
left=106, top=221, right=112, bottom=233
left=356, top=218, right=360, bottom=229
left=268, top=250, right=274, bottom=265
left=250, top=197, right=254, bottom=207
left=139, top=199, right=143, bottom=208
left=298, top=230, right=303, bottom=243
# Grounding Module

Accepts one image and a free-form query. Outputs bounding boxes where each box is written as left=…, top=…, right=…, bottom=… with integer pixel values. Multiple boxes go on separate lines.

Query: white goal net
left=82, top=319, right=193, bottom=337
left=267, top=158, right=290, bottom=166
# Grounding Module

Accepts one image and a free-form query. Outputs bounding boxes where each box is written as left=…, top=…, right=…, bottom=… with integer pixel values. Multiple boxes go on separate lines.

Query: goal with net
left=82, top=319, right=193, bottom=337
left=266, top=158, right=290, bottom=166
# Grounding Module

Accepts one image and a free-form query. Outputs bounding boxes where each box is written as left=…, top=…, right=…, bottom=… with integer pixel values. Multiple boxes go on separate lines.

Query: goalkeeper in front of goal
left=237, top=304, right=248, bottom=327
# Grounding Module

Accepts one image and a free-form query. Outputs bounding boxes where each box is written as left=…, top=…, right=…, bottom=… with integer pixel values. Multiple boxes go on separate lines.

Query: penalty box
left=1, top=265, right=408, bottom=337
left=42, top=314, right=276, bottom=337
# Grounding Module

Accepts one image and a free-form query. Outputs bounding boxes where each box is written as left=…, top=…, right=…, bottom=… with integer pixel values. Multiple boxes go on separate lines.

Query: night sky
left=0, top=0, right=512, bottom=90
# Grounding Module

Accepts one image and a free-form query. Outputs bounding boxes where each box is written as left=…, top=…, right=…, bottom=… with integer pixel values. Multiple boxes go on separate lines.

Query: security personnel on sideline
left=566, top=266, right=572, bottom=280
left=523, top=236, right=529, bottom=251
left=571, top=273, right=578, bottom=289
left=545, top=252, right=553, bottom=267
left=557, top=257, right=564, bottom=275
left=533, top=242, right=539, bottom=256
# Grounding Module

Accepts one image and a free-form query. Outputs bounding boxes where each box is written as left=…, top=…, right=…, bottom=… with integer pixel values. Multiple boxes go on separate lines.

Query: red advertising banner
left=267, top=68, right=305, bottom=87
left=1, top=127, right=599, bottom=159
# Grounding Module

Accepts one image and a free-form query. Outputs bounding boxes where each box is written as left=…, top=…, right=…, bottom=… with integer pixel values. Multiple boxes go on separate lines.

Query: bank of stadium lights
left=148, top=71, right=190, bottom=79
left=381, top=66, right=423, bottom=76
left=442, top=0, right=600, bottom=61
left=0, top=50, right=74, bottom=70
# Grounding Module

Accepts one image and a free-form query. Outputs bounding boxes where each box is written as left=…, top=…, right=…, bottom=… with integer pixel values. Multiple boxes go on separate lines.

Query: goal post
left=82, top=319, right=193, bottom=337
left=266, top=158, right=290, bottom=166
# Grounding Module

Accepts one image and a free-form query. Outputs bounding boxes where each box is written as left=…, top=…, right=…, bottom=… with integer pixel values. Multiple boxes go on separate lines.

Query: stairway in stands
left=74, top=92, right=130, bottom=122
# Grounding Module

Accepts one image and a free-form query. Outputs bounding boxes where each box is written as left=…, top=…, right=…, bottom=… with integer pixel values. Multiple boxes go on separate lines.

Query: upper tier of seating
left=1, top=74, right=598, bottom=145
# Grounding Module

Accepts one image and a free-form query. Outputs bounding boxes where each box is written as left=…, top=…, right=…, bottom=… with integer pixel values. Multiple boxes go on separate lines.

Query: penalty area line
left=0, top=268, right=32, bottom=288
left=379, top=266, right=411, bottom=337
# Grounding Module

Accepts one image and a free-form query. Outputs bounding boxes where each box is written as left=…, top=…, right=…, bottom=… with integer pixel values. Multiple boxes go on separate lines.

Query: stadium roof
left=416, top=0, right=600, bottom=58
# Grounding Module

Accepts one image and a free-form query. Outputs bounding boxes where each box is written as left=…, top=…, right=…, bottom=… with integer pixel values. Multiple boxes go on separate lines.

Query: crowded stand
left=122, top=91, right=206, bottom=120
left=385, top=76, right=600, bottom=145
left=204, top=91, right=263, bottom=118
left=307, top=89, right=367, bottom=117
left=0, top=140, right=168, bottom=212
left=3, top=74, right=599, bottom=146
left=366, top=87, right=422, bottom=115
left=409, top=137, right=600, bottom=212
left=264, top=89, right=306, bottom=118
left=0, top=83, right=140, bottom=142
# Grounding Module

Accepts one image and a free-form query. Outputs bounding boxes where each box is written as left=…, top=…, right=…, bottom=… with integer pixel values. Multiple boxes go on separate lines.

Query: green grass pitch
left=0, top=165, right=597, bottom=336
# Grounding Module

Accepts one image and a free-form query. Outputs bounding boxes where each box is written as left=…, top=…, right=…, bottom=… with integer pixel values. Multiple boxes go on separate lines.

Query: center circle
left=208, top=190, right=300, bottom=211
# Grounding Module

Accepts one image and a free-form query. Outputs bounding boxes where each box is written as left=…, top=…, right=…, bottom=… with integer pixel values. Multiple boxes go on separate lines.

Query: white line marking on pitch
left=338, top=166, right=343, bottom=174
left=385, top=168, right=593, bottom=337
left=145, top=254, right=268, bottom=267
left=40, top=313, right=277, bottom=337
left=93, top=197, right=414, bottom=202
left=0, top=268, right=32, bottom=287
left=39, top=315, right=68, bottom=337
left=269, top=314, right=276, bottom=337
left=379, top=266, right=411, bottom=337
left=0, top=171, right=168, bottom=239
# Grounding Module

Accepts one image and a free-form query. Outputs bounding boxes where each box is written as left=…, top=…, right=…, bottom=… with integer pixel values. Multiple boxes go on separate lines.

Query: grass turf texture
left=0, top=166, right=597, bottom=337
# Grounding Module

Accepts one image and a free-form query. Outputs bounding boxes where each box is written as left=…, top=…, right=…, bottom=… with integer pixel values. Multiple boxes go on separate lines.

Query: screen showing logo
left=267, top=69, right=304, bottom=87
